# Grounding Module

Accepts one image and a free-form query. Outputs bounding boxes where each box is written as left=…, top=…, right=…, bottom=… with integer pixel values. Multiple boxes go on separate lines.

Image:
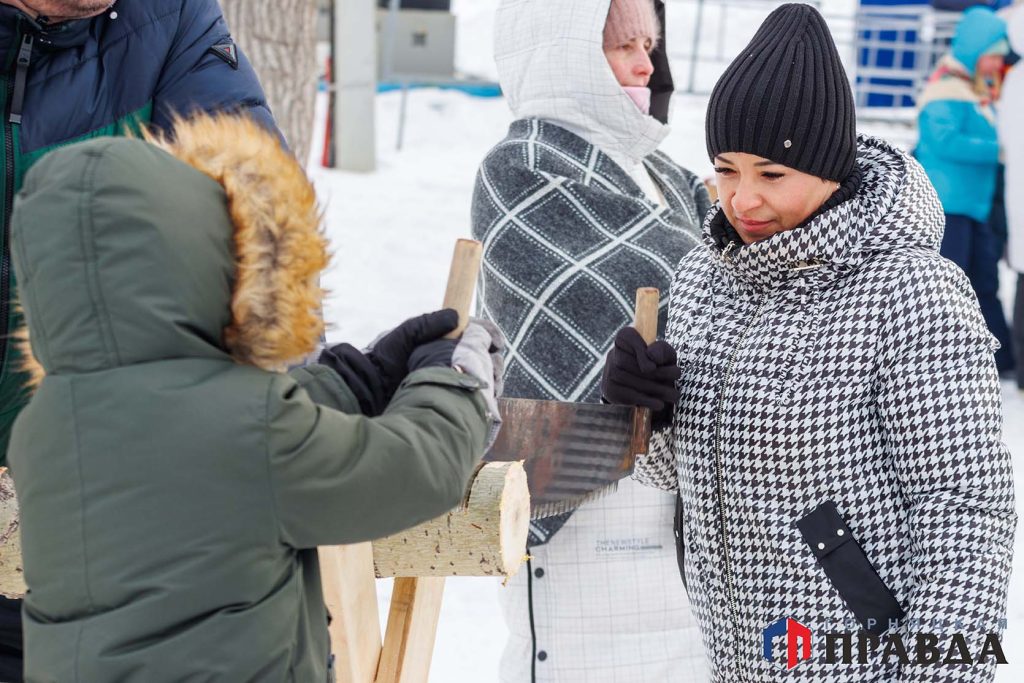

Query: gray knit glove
left=466, top=317, right=506, bottom=398
left=453, top=321, right=505, bottom=447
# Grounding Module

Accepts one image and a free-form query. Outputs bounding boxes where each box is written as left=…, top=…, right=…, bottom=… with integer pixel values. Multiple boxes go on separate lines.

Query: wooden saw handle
left=442, top=239, right=483, bottom=339
left=633, top=287, right=659, bottom=345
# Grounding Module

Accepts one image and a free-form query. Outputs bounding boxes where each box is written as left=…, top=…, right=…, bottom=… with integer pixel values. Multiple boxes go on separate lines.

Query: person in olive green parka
left=5, top=114, right=500, bottom=682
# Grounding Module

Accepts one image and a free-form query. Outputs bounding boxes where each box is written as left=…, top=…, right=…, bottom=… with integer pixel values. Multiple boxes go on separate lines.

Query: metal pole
left=687, top=0, right=705, bottom=94
left=333, top=0, right=377, bottom=172
left=397, top=82, right=409, bottom=151
left=382, top=0, right=402, bottom=82
left=325, top=0, right=337, bottom=168
left=716, top=2, right=727, bottom=62
left=382, top=0, right=410, bottom=150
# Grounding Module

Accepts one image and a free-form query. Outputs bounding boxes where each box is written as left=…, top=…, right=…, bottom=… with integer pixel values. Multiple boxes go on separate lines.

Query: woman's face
left=604, top=37, right=655, bottom=87
left=714, top=152, right=838, bottom=244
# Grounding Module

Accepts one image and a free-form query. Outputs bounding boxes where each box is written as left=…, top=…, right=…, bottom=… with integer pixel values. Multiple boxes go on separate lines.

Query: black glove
left=367, top=308, right=459, bottom=380
left=407, top=337, right=459, bottom=372
left=406, top=315, right=509, bottom=377
left=320, top=309, right=459, bottom=416
left=318, top=343, right=388, bottom=416
left=601, top=326, right=681, bottom=430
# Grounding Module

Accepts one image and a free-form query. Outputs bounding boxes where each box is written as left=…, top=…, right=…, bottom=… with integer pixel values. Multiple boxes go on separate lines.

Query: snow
left=307, top=1, right=1024, bottom=680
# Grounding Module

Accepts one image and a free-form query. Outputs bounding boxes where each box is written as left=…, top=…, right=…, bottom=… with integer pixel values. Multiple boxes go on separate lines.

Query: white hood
left=1008, top=5, right=1024, bottom=55
left=494, top=0, right=669, bottom=168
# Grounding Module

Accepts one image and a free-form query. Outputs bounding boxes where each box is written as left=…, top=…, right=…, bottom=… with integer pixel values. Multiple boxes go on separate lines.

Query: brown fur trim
left=11, top=321, right=45, bottom=393
left=146, top=115, right=329, bottom=371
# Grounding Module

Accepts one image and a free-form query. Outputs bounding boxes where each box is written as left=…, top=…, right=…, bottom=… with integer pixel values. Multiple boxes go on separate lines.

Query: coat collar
left=702, top=135, right=943, bottom=294
left=0, top=4, right=98, bottom=52
left=514, top=119, right=686, bottom=216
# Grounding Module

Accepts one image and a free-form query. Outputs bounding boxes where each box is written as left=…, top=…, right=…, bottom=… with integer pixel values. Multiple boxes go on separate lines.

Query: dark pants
left=0, top=596, right=22, bottom=682
left=941, top=213, right=1015, bottom=373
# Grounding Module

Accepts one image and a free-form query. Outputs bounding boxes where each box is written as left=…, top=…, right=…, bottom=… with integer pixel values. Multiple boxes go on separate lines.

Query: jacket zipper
left=9, top=33, right=33, bottom=124
left=526, top=558, right=537, bottom=683
left=712, top=287, right=767, bottom=675
left=0, top=30, right=29, bottom=381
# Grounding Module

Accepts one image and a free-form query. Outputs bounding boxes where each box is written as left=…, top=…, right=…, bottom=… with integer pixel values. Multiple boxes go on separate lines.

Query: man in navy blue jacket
left=0, top=1, right=277, bottom=678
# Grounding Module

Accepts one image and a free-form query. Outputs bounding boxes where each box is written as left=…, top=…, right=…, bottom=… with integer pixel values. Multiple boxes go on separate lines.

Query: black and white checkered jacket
left=635, top=135, right=1016, bottom=682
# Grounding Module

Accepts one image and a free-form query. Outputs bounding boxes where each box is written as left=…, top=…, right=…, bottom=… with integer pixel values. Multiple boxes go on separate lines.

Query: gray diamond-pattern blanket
left=635, top=135, right=1016, bottom=682
left=472, top=118, right=708, bottom=544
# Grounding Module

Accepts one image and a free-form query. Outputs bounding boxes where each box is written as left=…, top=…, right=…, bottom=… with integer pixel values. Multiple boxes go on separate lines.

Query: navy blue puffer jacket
left=0, top=0, right=275, bottom=459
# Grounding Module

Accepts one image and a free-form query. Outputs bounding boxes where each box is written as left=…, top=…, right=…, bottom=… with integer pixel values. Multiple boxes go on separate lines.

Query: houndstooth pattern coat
left=634, top=135, right=1016, bottom=682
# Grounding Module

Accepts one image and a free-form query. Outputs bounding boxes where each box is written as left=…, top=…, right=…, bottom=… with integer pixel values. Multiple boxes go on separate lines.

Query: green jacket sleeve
left=266, top=366, right=488, bottom=548
left=287, top=363, right=361, bottom=414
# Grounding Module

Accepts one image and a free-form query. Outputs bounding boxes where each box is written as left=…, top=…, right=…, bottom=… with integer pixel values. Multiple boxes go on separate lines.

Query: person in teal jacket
left=917, top=5, right=1014, bottom=373
left=6, top=114, right=502, bottom=682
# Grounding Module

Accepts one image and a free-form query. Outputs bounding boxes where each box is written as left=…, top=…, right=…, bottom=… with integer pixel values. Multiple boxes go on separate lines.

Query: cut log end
left=498, top=463, right=529, bottom=576
left=373, top=462, right=529, bottom=579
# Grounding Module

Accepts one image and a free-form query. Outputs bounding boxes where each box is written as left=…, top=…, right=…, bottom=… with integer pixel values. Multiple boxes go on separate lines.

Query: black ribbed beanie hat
left=706, top=3, right=857, bottom=181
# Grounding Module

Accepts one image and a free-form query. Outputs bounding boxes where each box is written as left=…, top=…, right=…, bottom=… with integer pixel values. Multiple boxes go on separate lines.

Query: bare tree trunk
left=220, top=0, right=318, bottom=163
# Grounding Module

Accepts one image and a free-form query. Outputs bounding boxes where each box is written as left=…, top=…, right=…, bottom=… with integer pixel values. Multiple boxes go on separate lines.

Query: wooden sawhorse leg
left=320, top=543, right=382, bottom=683
left=323, top=549, right=446, bottom=683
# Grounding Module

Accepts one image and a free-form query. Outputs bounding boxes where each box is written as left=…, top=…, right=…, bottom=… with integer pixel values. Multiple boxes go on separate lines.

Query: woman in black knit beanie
left=602, top=4, right=1015, bottom=681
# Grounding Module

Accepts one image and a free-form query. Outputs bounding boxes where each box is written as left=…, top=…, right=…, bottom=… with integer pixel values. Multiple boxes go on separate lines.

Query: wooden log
left=372, top=462, right=529, bottom=578
left=0, top=469, right=25, bottom=599
left=319, top=544, right=381, bottom=683
left=375, top=577, right=445, bottom=683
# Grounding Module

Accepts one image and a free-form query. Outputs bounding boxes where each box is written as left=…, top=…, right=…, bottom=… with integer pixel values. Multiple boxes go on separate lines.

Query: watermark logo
left=762, top=617, right=1008, bottom=668
left=763, top=618, right=812, bottom=670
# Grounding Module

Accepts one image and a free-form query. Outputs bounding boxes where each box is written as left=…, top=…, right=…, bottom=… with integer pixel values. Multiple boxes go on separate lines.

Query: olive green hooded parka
left=6, top=116, right=489, bottom=682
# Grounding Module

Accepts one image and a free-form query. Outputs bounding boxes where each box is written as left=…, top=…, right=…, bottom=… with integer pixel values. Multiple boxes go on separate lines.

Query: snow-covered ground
left=308, top=2, right=1024, bottom=680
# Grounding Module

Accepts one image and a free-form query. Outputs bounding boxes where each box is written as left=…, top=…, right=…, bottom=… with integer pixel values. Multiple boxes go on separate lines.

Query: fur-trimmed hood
left=12, top=115, right=327, bottom=386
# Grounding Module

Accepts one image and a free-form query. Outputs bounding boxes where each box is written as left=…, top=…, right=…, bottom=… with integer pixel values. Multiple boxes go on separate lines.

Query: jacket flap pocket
left=796, top=500, right=854, bottom=557
left=796, top=501, right=905, bottom=635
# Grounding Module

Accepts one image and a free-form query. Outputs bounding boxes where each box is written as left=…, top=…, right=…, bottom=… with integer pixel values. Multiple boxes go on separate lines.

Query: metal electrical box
left=376, top=8, right=456, bottom=80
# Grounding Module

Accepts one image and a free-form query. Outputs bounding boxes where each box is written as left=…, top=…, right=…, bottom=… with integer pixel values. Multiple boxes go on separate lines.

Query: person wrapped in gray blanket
left=470, top=1, right=711, bottom=680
